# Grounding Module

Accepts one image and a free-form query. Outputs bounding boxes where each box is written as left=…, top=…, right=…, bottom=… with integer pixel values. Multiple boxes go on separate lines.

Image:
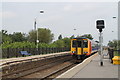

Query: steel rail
left=1, top=53, right=70, bottom=66
left=2, top=54, right=71, bottom=79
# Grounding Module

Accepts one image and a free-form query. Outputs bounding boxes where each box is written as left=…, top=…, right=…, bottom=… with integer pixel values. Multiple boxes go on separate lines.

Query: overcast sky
left=1, top=0, right=119, bottom=46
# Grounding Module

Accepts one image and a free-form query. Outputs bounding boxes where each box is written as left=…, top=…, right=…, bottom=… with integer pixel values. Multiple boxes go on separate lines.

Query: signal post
left=96, top=20, right=105, bottom=66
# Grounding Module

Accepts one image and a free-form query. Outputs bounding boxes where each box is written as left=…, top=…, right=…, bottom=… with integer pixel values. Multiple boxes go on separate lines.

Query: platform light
left=40, top=10, right=44, bottom=14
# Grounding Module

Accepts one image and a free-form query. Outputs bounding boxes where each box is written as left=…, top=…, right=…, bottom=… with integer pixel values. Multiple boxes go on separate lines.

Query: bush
left=108, top=40, right=120, bottom=50
left=2, top=41, right=36, bottom=48
left=2, top=41, right=61, bottom=49
left=53, top=40, right=65, bottom=48
left=1, top=37, right=71, bottom=49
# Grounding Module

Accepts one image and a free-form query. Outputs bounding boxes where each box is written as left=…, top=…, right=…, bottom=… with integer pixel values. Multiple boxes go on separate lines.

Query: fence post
left=38, top=48, right=40, bottom=55
left=41, top=48, right=43, bottom=54
left=42, top=48, right=44, bottom=54
left=22, top=47, right=24, bottom=51
left=48, top=48, right=49, bottom=53
left=7, top=48, right=9, bottom=58
left=40, top=48, right=42, bottom=55
left=54, top=48, right=55, bottom=53
left=51, top=48, right=53, bottom=53
left=56, top=48, right=58, bottom=53
left=45, top=48, right=47, bottom=54
left=16, top=48, right=18, bottom=57
left=57, top=48, right=58, bottom=52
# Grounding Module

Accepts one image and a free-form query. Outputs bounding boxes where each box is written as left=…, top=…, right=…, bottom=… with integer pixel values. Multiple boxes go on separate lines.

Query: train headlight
left=72, top=51, right=76, bottom=53
left=84, top=52, right=88, bottom=53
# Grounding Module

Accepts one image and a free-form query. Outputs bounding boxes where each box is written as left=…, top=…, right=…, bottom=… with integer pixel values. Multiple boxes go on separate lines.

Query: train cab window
left=72, top=40, right=77, bottom=47
left=77, top=41, right=81, bottom=47
left=83, top=40, right=88, bottom=48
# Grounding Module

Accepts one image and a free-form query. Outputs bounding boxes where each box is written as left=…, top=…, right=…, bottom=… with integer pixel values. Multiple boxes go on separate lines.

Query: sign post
left=96, top=20, right=105, bottom=66
left=99, top=32, right=103, bottom=66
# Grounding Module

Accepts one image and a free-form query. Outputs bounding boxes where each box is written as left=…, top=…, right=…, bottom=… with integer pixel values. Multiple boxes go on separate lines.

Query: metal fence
left=2, top=47, right=70, bottom=58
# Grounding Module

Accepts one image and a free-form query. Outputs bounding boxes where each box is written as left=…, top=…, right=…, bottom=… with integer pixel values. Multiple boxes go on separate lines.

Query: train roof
left=72, top=37, right=98, bottom=44
left=72, top=37, right=88, bottom=40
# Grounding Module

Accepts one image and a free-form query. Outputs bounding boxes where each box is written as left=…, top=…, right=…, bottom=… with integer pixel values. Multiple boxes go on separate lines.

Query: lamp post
left=113, top=16, right=116, bottom=19
left=34, top=10, right=44, bottom=50
left=112, top=16, right=119, bottom=50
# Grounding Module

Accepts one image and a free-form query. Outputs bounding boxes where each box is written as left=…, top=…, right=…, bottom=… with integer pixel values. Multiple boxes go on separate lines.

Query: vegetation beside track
left=107, top=40, right=120, bottom=56
left=1, top=29, right=94, bottom=58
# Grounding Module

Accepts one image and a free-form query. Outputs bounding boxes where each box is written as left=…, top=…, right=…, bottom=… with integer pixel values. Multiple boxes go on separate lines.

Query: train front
left=70, top=37, right=91, bottom=60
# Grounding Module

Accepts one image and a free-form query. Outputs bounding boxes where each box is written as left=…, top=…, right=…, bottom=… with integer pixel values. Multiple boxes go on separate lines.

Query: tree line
left=0, top=28, right=94, bottom=49
left=108, top=40, right=120, bottom=50
left=1, top=28, right=54, bottom=44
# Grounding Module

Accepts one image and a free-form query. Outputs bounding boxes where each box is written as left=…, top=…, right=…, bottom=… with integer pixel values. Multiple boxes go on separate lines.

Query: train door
left=77, top=40, right=83, bottom=55
left=71, top=40, right=77, bottom=54
left=71, top=40, right=78, bottom=59
left=83, top=40, right=88, bottom=55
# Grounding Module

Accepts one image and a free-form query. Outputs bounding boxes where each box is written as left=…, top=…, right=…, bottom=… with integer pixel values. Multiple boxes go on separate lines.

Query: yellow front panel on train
left=77, top=48, right=81, bottom=55
left=71, top=48, right=76, bottom=53
left=83, top=48, right=88, bottom=54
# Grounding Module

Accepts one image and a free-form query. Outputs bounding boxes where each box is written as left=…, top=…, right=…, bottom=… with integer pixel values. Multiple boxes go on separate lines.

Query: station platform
left=0, top=51, right=70, bottom=67
left=57, top=50, right=119, bottom=80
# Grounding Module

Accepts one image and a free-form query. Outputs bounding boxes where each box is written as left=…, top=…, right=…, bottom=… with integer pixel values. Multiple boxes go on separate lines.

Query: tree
left=28, top=28, right=54, bottom=44
left=53, top=37, right=71, bottom=48
left=107, top=40, right=119, bottom=49
left=53, top=40, right=65, bottom=48
left=10, top=32, right=27, bottom=42
left=2, top=30, right=7, bottom=35
left=80, top=34, right=93, bottom=40
left=58, top=34, right=62, bottom=40
left=0, top=30, right=12, bottom=43
left=70, top=35, right=75, bottom=39
left=28, top=30, right=36, bottom=43
left=62, top=37, right=70, bottom=48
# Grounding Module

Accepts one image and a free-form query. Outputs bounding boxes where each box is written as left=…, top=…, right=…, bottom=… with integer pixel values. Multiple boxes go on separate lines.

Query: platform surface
left=72, top=51, right=118, bottom=78
left=0, top=51, right=69, bottom=66
left=56, top=50, right=120, bottom=80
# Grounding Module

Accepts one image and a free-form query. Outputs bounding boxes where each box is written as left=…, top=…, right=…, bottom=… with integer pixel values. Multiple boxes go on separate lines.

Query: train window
left=83, top=40, right=88, bottom=48
left=77, top=41, right=81, bottom=47
left=72, top=40, right=77, bottom=47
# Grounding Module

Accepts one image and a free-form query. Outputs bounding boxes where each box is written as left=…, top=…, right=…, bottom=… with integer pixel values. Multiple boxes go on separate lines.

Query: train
left=70, top=37, right=98, bottom=60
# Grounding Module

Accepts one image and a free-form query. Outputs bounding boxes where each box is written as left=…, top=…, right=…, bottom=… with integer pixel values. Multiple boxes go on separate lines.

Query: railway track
left=2, top=52, right=97, bottom=80
left=41, top=52, right=97, bottom=80
left=41, top=60, right=77, bottom=80
left=18, top=59, right=78, bottom=80
left=2, top=53, right=74, bottom=80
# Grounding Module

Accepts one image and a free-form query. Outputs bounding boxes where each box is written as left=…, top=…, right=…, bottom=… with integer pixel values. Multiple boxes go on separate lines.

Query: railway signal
left=96, top=20, right=105, bottom=66
left=96, top=20, right=105, bottom=32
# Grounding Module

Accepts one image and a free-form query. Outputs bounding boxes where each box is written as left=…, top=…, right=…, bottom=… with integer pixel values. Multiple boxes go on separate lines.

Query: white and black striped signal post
left=96, top=20, right=105, bottom=66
